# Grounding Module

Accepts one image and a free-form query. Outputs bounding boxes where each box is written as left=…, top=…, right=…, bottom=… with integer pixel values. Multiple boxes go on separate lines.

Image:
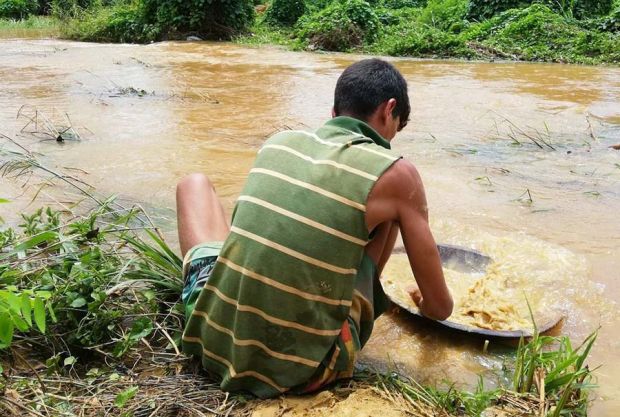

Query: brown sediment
left=382, top=255, right=541, bottom=332
left=0, top=38, right=618, bottom=415
left=250, top=388, right=415, bottom=417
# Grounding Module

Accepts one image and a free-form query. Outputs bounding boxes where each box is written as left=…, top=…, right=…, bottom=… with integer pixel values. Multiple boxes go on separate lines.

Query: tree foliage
left=0, top=0, right=39, bottom=19
left=141, top=0, right=254, bottom=36
left=467, top=0, right=614, bottom=21
left=265, top=0, right=306, bottom=26
left=58, top=0, right=255, bottom=41
left=297, top=0, right=379, bottom=51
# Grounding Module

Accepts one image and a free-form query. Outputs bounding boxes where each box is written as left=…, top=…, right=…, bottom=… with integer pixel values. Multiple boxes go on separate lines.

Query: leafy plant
left=61, top=0, right=255, bottom=42
left=141, top=0, right=255, bottom=38
left=0, top=289, right=52, bottom=348
left=0, top=201, right=182, bottom=356
left=380, top=0, right=425, bottom=8
left=466, top=0, right=613, bottom=20
left=419, top=0, right=468, bottom=31
left=264, top=0, right=306, bottom=26
left=296, top=0, right=380, bottom=50
left=0, top=0, right=39, bottom=19
left=512, top=331, right=597, bottom=416
left=480, top=5, right=620, bottom=63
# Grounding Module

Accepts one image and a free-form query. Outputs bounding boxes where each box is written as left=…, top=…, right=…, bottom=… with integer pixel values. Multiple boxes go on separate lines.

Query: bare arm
left=367, top=160, right=453, bottom=320
left=396, top=161, right=452, bottom=320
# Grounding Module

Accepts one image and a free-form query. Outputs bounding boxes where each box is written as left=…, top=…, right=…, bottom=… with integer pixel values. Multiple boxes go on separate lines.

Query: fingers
left=406, top=286, right=423, bottom=307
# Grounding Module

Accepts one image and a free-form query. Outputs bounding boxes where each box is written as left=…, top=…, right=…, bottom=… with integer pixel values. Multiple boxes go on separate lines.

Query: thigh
left=176, top=173, right=230, bottom=256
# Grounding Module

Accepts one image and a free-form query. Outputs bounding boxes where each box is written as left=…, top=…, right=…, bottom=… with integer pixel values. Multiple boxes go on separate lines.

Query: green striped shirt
left=182, top=117, right=401, bottom=397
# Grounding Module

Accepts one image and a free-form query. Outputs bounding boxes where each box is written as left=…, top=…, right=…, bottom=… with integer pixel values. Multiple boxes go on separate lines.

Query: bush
left=51, top=0, right=109, bottom=18
left=594, top=8, right=620, bottom=32
left=296, top=0, right=380, bottom=51
left=419, top=0, right=468, bottom=31
left=305, top=0, right=334, bottom=11
left=0, top=0, right=38, bottom=19
left=482, top=5, right=620, bottom=63
left=141, top=0, right=254, bottom=37
left=64, top=2, right=160, bottom=42
left=372, top=19, right=470, bottom=56
left=62, top=0, right=255, bottom=41
left=265, top=0, right=306, bottom=26
left=380, top=0, right=425, bottom=7
left=573, top=0, right=613, bottom=19
left=466, top=0, right=614, bottom=21
left=466, top=0, right=527, bottom=20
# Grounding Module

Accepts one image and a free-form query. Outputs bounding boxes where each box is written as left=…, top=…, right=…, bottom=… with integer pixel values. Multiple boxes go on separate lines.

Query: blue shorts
left=181, top=242, right=223, bottom=319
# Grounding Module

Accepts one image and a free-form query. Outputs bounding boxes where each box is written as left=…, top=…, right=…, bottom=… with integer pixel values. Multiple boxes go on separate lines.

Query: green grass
left=241, top=3, right=620, bottom=64
left=358, top=328, right=598, bottom=416
left=0, top=133, right=600, bottom=416
left=0, top=15, right=59, bottom=37
left=235, top=19, right=300, bottom=49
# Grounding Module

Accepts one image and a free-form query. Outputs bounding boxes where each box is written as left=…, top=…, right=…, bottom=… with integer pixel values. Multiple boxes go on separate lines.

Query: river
left=0, top=38, right=618, bottom=415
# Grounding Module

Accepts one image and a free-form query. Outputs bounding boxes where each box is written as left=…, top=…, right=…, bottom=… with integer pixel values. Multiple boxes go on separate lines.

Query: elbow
left=423, top=298, right=453, bottom=321
left=435, top=301, right=454, bottom=321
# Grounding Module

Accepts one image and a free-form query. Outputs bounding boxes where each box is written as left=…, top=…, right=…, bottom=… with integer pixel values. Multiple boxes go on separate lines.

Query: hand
left=406, top=286, right=423, bottom=307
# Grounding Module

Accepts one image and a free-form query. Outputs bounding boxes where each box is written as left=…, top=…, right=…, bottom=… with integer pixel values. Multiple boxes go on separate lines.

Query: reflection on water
left=0, top=39, right=619, bottom=415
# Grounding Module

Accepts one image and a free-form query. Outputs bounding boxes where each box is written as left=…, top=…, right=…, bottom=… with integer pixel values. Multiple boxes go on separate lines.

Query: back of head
left=334, top=59, right=410, bottom=128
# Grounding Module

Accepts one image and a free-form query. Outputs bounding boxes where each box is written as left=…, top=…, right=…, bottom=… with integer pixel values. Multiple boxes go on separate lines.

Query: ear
left=383, top=98, right=397, bottom=122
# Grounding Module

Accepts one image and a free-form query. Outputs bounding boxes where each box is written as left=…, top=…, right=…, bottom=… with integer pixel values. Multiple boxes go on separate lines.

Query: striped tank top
left=182, top=116, right=401, bottom=398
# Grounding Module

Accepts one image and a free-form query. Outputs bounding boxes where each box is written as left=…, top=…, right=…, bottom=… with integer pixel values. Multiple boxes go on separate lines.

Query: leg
left=176, top=173, right=230, bottom=257
left=365, top=221, right=399, bottom=274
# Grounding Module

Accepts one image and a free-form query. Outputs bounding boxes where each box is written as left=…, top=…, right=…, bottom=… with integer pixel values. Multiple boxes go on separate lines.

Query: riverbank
left=235, top=2, right=620, bottom=65
left=0, top=38, right=618, bottom=415
left=2, top=1, right=620, bottom=64
left=0, top=160, right=598, bottom=416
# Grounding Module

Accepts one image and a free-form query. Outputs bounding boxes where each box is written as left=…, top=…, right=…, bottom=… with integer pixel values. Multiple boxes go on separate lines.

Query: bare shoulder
left=373, top=159, right=424, bottom=197
left=366, top=159, right=427, bottom=229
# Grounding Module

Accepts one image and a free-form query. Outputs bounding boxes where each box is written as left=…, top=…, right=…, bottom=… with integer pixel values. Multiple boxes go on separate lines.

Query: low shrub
left=380, top=0, right=425, bottom=8
left=466, top=0, right=614, bottom=21
left=50, top=0, right=109, bottom=19
left=466, top=0, right=526, bottom=20
left=0, top=0, right=38, bottom=19
left=141, top=0, right=255, bottom=37
left=593, top=8, right=620, bottom=32
left=264, top=0, right=306, bottom=26
left=573, top=0, right=613, bottom=19
left=305, top=0, right=334, bottom=12
left=63, top=2, right=159, bottom=43
left=372, top=18, right=470, bottom=56
left=481, top=5, right=620, bottom=63
left=62, top=0, right=255, bottom=42
left=296, top=0, right=380, bottom=51
left=419, top=0, right=468, bottom=31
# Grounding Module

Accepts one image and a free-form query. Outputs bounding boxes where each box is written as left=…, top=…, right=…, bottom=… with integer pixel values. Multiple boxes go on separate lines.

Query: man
left=177, top=59, right=453, bottom=398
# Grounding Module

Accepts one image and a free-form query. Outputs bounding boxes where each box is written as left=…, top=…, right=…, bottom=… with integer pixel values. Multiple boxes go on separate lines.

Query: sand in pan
left=381, top=254, right=547, bottom=332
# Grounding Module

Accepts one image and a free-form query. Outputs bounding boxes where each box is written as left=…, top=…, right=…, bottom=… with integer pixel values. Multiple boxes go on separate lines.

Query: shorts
left=181, top=241, right=360, bottom=393
left=181, top=242, right=224, bottom=320
left=294, top=317, right=359, bottom=393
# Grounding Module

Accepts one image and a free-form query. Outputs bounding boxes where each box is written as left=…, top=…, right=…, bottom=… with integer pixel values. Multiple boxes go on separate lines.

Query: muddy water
left=0, top=39, right=618, bottom=414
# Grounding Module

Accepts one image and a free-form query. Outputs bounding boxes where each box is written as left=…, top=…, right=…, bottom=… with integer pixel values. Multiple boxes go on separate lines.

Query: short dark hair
left=334, top=59, right=410, bottom=130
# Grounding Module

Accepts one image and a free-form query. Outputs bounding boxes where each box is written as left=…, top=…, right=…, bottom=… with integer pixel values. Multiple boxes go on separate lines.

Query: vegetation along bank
left=1, top=0, right=620, bottom=64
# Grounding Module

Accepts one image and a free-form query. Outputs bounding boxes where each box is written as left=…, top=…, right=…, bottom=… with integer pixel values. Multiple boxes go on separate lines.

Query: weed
left=296, top=0, right=381, bottom=51
left=0, top=130, right=599, bottom=417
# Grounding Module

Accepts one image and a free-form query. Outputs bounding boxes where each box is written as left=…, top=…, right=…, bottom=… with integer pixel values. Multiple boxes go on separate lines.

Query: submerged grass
left=0, top=133, right=600, bottom=416
left=359, top=327, right=597, bottom=416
